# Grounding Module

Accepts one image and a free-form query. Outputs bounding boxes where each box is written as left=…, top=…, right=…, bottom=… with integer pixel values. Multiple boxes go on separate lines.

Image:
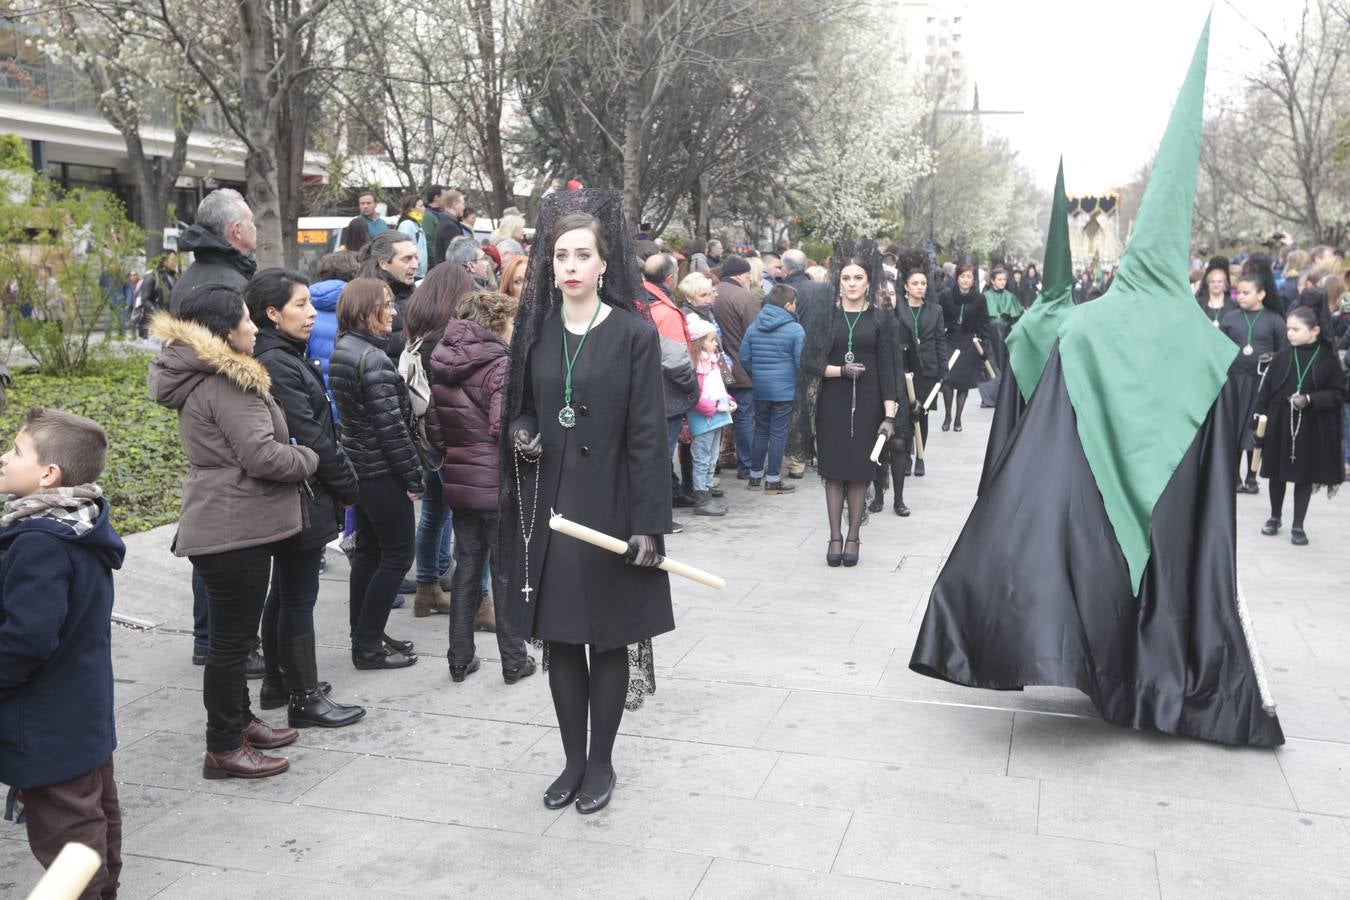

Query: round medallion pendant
left=558, top=405, right=577, bottom=428
left=843, top=351, right=856, bottom=364
left=1242, top=344, right=1254, bottom=356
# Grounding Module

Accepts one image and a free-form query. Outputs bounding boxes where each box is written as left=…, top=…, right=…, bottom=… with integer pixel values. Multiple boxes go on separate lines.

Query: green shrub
left=0, top=352, right=185, bottom=535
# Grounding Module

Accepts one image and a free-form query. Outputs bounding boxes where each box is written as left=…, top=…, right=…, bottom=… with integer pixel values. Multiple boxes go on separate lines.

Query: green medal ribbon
left=909, top=304, right=923, bottom=346
left=559, top=300, right=603, bottom=428
left=842, top=306, right=864, bottom=363
left=1240, top=309, right=1261, bottom=355
left=1293, top=344, right=1321, bottom=394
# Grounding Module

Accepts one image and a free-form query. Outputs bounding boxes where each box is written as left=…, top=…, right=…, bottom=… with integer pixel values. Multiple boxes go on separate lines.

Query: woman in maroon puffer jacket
left=426, top=290, right=535, bottom=683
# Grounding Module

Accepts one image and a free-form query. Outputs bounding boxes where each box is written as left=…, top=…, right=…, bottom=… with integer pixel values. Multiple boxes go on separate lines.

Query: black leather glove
left=626, top=535, right=661, bottom=568
left=877, top=417, right=895, bottom=439
left=910, top=401, right=924, bottom=418
left=1291, top=393, right=1311, bottom=410
left=842, top=361, right=866, bottom=380
left=513, top=429, right=542, bottom=460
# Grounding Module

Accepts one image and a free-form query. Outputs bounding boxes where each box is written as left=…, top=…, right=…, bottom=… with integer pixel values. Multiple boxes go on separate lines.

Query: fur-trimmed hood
left=148, top=312, right=271, bottom=409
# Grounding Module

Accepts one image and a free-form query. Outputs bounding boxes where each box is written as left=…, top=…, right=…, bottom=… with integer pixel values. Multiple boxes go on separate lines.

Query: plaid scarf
left=0, top=484, right=103, bottom=535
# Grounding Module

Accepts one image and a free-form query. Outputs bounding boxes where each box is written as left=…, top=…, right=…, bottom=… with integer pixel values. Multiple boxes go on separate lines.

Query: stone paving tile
left=1265, top=683, right=1350, bottom=742
left=612, top=677, right=791, bottom=748
left=1036, top=780, right=1350, bottom=877
left=546, top=784, right=852, bottom=870
left=674, top=605, right=866, bottom=644
left=673, top=631, right=894, bottom=691
left=290, top=705, right=549, bottom=769
left=757, top=753, right=1039, bottom=833
left=155, top=866, right=431, bottom=898
left=1154, top=851, right=1350, bottom=900
left=0, top=840, right=196, bottom=900
left=1273, top=738, right=1350, bottom=817
left=692, top=857, right=990, bottom=899
left=509, top=731, right=781, bottom=799
left=363, top=824, right=713, bottom=899
left=123, top=793, right=438, bottom=887
left=833, top=811, right=1160, bottom=899
left=114, top=730, right=357, bottom=804
left=756, top=690, right=1014, bottom=774
left=1007, top=712, right=1296, bottom=809
left=298, top=754, right=564, bottom=834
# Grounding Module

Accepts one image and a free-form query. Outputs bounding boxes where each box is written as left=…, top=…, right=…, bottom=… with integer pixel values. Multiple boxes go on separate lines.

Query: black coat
left=1256, top=342, right=1346, bottom=486
left=940, top=287, right=988, bottom=391
left=169, top=225, right=257, bottom=315
left=254, top=328, right=360, bottom=549
left=507, top=307, right=674, bottom=651
left=900, top=299, right=950, bottom=394
left=329, top=330, right=424, bottom=493
left=432, top=212, right=474, bottom=268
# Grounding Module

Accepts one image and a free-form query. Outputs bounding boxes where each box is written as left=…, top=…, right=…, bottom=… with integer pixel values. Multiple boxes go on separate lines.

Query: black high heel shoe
left=826, top=538, right=844, bottom=567
left=842, top=538, right=860, bottom=567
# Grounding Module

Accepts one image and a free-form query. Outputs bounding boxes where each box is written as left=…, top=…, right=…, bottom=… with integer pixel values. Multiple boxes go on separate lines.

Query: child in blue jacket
left=740, top=284, right=804, bottom=492
left=1, top=408, right=126, bottom=898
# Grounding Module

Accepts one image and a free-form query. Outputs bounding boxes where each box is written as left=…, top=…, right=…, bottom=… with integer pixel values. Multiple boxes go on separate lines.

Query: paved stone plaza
left=3, top=405, right=1348, bottom=899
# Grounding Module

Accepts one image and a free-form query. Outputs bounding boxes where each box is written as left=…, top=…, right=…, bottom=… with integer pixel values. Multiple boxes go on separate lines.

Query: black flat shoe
left=953, top=421, right=963, bottom=432
left=842, top=538, right=860, bottom=568
left=826, top=538, right=843, bottom=567
left=382, top=634, right=414, bottom=656
left=914, top=459, right=926, bottom=477
left=503, top=656, right=536, bottom=685
left=449, top=655, right=481, bottom=683
left=1291, top=528, right=1308, bottom=546
left=544, top=777, right=582, bottom=810
left=941, top=418, right=951, bottom=432
left=894, top=500, right=911, bottom=517
left=352, top=648, right=418, bottom=670
left=1261, top=518, right=1280, bottom=536
left=867, top=493, right=885, bottom=513
left=575, top=768, right=617, bottom=815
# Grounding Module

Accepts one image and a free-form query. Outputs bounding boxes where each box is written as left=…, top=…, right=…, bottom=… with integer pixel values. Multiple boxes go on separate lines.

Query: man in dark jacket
left=713, top=254, right=761, bottom=477
left=781, top=249, right=833, bottom=478
left=432, top=189, right=474, bottom=269
left=0, top=408, right=126, bottom=898
left=740, top=284, right=804, bottom=492
left=170, top=188, right=258, bottom=315
left=167, top=188, right=263, bottom=674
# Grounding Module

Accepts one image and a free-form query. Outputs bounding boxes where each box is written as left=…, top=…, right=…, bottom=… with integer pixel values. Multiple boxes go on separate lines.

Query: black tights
left=1243, top=451, right=1257, bottom=481
left=873, top=438, right=910, bottom=502
left=1268, top=480, right=1312, bottom=528
left=546, top=641, right=629, bottom=797
left=825, top=479, right=868, bottom=547
left=941, top=388, right=968, bottom=425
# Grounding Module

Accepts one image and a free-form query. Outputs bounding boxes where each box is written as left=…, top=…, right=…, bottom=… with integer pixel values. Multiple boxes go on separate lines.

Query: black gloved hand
left=626, top=535, right=661, bottom=568
left=842, top=361, right=866, bottom=381
left=877, top=417, right=895, bottom=439
left=513, top=429, right=542, bottom=460
left=910, top=401, right=924, bottom=418
left=1291, top=393, right=1311, bottom=411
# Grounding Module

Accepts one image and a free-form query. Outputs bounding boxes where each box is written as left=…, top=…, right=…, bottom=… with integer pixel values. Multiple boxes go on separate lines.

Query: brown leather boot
left=414, top=583, right=451, bottom=618
left=474, top=593, right=496, bottom=632
left=203, top=742, right=289, bottom=780
left=243, top=716, right=299, bottom=750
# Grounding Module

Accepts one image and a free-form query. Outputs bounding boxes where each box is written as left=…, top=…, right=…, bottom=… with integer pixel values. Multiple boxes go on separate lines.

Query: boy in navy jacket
left=1, top=408, right=125, bottom=899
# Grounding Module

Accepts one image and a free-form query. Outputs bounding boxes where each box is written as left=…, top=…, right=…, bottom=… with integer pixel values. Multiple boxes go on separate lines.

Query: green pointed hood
left=1055, top=14, right=1235, bottom=594
left=1006, top=157, right=1075, bottom=402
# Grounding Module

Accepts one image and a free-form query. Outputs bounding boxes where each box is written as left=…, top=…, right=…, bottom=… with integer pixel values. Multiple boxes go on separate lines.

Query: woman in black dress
left=939, top=256, right=986, bottom=432
left=1255, top=304, right=1345, bottom=545
left=802, top=239, right=898, bottom=567
left=896, top=252, right=949, bottom=480
left=502, top=189, right=672, bottom=814
left=1220, top=273, right=1287, bottom=494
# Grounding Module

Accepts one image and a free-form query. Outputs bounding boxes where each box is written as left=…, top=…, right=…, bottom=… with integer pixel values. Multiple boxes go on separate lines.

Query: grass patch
left=1, top=351, right=185, bottom=535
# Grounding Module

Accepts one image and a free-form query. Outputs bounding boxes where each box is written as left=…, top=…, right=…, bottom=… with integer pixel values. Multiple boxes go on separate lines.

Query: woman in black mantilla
left=939, top=255, right=987, bottom=433
left=500, top=189, right=673, bottom=815
left=800, top=238, right=898, bottom=566
left=1254, top=303, right=1344, bottom=546
left=895, top=250, right=948, bottom=482
left=1221, top=272, right=1287, bottom=494
left=1194, top=255, right=1236, bottom=327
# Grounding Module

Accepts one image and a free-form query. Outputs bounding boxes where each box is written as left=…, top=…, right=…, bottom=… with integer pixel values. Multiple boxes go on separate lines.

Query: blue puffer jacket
left=740, top=304, right=804, bottom=403
left=0, top=498, right=126, bottom=789
left=307, top=278, right=345, bottom=421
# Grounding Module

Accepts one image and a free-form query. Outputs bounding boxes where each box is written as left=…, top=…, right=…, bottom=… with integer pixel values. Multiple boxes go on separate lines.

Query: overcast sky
left=961, top=0, right=1305, bottom=194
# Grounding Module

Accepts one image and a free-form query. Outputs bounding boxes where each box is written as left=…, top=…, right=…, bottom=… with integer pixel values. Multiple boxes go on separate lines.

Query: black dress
left=940, top=288, right=988, bottom=391
left=1218, top=307, right=1287, bottom=451
left=507, top=308, right=675, bottom=651
left=815, top=306, right=897, bottom=482
left=1255, top=343, right=1346, bottom=486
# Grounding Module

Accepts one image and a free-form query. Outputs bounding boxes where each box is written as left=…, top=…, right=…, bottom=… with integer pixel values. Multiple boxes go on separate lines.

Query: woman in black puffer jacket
left=247, top=268, right=366, bottom=727
left=328, top=277, right=425, bottom=670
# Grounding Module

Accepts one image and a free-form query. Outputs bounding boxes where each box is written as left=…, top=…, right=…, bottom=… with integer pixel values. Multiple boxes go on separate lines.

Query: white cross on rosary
left=521, top=584, right=533, bottom=602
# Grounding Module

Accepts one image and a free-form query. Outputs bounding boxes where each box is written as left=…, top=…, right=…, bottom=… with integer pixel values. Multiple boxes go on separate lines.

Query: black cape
left=911, top=349, right=1284, bottom=747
